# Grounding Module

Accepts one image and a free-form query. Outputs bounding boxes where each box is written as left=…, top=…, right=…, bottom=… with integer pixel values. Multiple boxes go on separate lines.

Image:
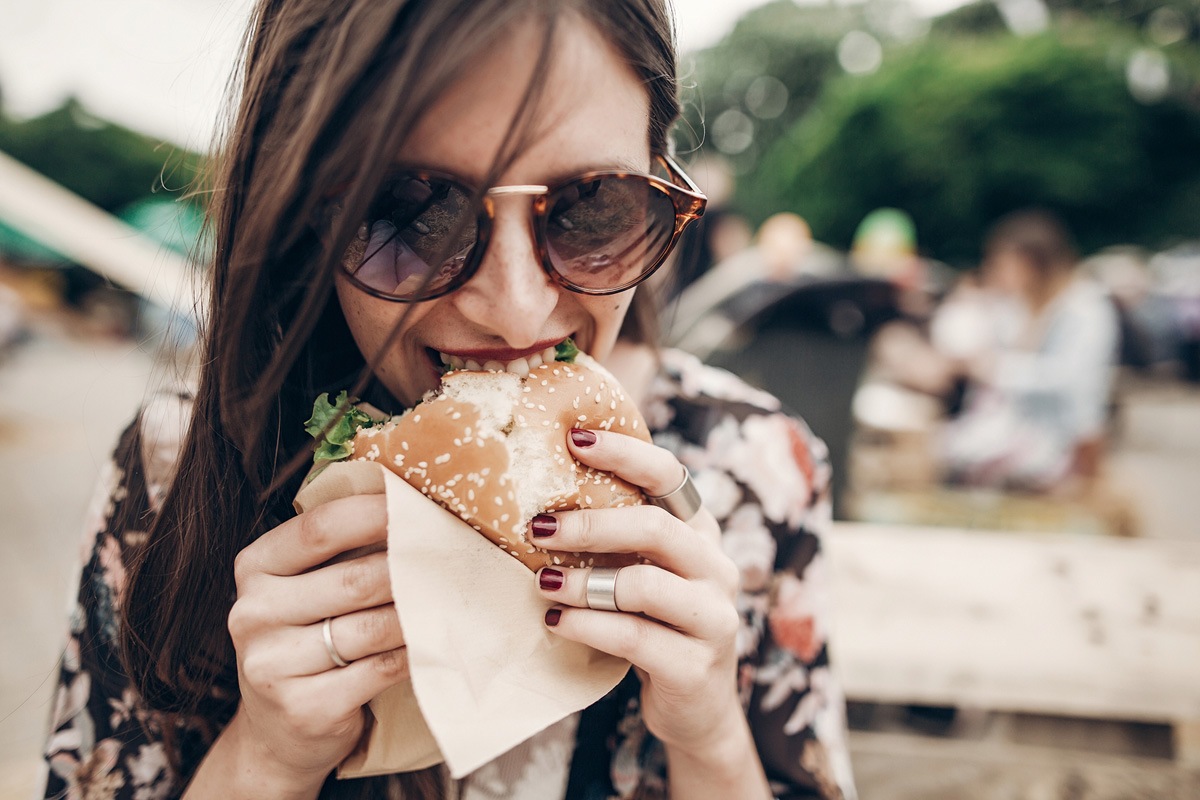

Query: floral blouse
left=42, top=348, right=857, bottom=800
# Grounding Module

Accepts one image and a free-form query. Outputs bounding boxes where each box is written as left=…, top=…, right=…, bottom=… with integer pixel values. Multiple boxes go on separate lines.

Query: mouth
left=425, top=336, right=575, bottom=377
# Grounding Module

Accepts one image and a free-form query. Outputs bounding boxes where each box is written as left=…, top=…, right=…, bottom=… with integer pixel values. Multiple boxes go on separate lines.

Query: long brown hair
left=120, top=1, right=680, bottom=797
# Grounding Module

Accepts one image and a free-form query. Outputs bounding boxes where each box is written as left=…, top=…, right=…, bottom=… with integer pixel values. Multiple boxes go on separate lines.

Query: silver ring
left=586, top=567, right=622, bottom=612
left=322, top=616, right=350, bottom=668
left=646, top=466, right=703, bottom=522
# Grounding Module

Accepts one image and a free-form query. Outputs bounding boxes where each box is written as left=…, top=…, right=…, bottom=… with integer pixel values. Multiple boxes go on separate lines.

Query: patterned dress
left=42, top=348, right=857, bottom=800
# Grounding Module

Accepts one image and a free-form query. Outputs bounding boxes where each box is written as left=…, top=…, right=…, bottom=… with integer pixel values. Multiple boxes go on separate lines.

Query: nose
left=450, top=196, right=561, bottom=347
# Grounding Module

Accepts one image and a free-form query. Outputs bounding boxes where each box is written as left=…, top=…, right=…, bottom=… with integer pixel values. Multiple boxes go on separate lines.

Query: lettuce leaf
left=555, top=337, right=579, bottom=364
left=305, top=390, right=376, bottom=465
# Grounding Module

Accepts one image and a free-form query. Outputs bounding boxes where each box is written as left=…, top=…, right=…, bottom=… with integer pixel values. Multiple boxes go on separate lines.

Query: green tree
left=678, top=1, right=859, bottom=170
left=742, top=31, right=1200, bottom=262
left=0, top=98, right=204, bottom=213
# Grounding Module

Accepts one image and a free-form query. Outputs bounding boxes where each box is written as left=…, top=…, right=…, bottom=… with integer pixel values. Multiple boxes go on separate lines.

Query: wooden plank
left=1175, top=721, right=1200, bottom=766
left=825, top=522, right=1200, bottom=723
left=849, top=729, right=1200, bottom=800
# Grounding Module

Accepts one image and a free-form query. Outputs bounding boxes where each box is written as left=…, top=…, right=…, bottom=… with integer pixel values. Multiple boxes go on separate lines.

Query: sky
left=0, top=0, right=968, bottom=148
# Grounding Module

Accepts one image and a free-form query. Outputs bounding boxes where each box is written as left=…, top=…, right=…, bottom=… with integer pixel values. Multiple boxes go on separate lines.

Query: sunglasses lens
left=343, top=174, right=476, bottom=299
left=544, top=175, right=677, bottom=292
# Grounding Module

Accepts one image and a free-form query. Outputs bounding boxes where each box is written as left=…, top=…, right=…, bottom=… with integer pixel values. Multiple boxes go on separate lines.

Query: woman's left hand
left=532, top=427, right=743, bottom=757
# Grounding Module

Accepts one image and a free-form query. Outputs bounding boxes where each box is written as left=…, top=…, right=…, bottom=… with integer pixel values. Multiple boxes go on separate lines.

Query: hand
left=531, top=428, right=744, bottom=757
left=224, top=494, right=408, bottom=788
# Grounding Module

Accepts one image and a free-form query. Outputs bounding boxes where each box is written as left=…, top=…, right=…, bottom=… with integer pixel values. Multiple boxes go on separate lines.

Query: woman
left=940, top=210, right=1120, bottom=491
left=43, top=1, right=855, bottom=798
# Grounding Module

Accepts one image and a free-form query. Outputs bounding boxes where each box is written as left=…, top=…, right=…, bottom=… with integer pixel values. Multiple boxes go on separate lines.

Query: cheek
left=334, top=280, right=375, bottom=348
left=335, top=277, right=408, bottom=357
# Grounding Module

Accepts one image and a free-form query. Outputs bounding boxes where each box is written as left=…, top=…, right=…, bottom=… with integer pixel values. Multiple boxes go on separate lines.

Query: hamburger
left=305, top=340, right=649, bottom=571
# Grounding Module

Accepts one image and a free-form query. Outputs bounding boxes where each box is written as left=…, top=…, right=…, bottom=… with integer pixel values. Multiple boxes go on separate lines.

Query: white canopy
left=0, top=149, right=202, bottom=316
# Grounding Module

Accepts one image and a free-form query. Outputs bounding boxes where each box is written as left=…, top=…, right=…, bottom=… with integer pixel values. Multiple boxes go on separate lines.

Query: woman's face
left=335, top=15, right=652, bottom=408
left=984, top=246, right=1037, bottom=301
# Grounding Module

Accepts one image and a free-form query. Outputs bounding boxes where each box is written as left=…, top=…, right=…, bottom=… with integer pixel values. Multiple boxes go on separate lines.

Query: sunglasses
left=334, top=154, right=706, bottom=302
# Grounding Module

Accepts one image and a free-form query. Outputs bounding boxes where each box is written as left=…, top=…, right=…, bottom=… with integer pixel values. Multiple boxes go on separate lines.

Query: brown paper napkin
left=294, top=460, right=631, bottom=779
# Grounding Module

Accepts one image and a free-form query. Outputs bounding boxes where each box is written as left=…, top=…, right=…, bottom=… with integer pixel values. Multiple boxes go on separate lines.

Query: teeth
left=437, top=351, right=545, bottom=376
left=542, top=347, right=556, bottom=363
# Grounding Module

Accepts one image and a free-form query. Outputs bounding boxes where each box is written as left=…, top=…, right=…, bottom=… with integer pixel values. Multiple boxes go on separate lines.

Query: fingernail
left=539, top=568, right=564, bottom=591
left=545, top=608, right=562, bottom=627
left=570, top=429, right=597, bottom=448
left=531, top=514, right=557, bottom=538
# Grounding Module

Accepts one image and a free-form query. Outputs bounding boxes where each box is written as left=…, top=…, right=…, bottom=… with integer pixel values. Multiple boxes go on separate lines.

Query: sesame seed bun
left=348, top=353, right=649, bottom=571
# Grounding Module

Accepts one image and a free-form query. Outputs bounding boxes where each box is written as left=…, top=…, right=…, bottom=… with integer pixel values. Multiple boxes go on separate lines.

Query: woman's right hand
left=218, top=493, right=408, bottom=793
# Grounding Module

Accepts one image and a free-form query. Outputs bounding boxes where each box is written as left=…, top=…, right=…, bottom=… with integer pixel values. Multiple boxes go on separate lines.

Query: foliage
left=0, top=98, right=204, bottom=214
left=738, top=29, right=1200, bottom=263
left=677, top=1, right=855, bottom=168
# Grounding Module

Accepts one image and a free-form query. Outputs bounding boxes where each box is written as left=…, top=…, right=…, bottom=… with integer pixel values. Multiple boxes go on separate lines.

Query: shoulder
left=136, top=388, right=194, bottom=514
left=649, top=347, right=783, bottom=417
left=645, top=348, right=830, bottom=530
left=1049, top=278, right=1120, bottom=346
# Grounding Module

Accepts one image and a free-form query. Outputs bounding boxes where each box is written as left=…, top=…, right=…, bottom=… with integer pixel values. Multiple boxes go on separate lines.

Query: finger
left=252, top=551, right=394, bottom=626
left=288, top=605, right=406, bottom=676
left=567, top=429, right=720, bottom=541
left=544, top=605, right=712, bottom=684
left=302, top=645, right=412, bottom=712
left=530, top=505, right=733, bottom=585
left=567, top=428, right=684, bottom=497
left=236, top=494, right=388, bottom=581
left=536, top=564, right=738, bottom=641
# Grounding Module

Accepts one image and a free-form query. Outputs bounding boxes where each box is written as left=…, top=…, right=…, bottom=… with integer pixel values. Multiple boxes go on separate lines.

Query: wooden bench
left=825, top=522, right=1200, bottom=764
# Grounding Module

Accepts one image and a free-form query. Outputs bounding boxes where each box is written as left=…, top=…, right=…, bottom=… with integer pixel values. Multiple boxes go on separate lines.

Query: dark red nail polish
left=570, top=429, right=597, bottom=447
left=531, top=514, right=557, bottom=538
left=539, top=568, right=564, bottom=591
left=545, top=608, right=562, bottom=627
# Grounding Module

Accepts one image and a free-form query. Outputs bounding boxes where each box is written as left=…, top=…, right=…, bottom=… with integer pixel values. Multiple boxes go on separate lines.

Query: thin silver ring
left=322, top=616, right=350, bottom=668
left=646, top=466, right=703, bottom=522
left=586, top=567, right=622, bottom=612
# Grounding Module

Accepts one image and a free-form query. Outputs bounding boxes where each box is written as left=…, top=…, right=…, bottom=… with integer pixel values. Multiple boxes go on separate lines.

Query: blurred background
left=2, top=0, right=1199, bottom=798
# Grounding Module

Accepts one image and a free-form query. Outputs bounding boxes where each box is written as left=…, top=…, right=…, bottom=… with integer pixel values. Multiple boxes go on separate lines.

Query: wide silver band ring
left=646, top=466, right=703, bottom=522
left=586, top=567, right=622, bottom=612
left=322, top=616, right=351, bottom=668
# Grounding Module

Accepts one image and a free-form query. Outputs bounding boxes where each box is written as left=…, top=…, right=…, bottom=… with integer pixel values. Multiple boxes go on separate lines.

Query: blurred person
left=870, top=269, right=1016, bottom=419
left=850, top=208, right=933, bottom=320
left=849, top=208, right=921, bottom=288
left=940, top=210, right=1120, bottom=491
left=40, top=2, right=856, bottom=800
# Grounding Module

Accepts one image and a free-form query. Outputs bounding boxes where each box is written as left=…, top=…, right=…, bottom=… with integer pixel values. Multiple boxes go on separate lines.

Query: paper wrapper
left=293, top=460, right=631, bottom=779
